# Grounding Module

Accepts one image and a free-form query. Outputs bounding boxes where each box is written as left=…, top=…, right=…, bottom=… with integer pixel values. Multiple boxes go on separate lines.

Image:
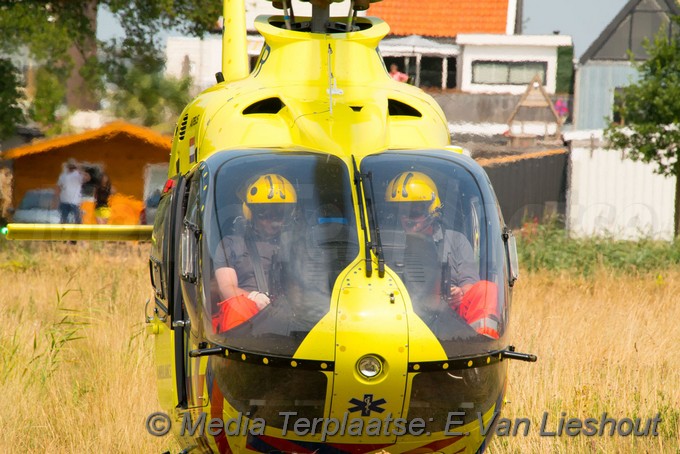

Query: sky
left=521, top=0, right=628, bottom=58
left=97, top=0, right=630, bottom=59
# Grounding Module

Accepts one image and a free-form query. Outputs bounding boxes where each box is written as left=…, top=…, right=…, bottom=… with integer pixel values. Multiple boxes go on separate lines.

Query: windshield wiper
left=364, top=171, right=385, bottom=278
left=352, top=157, right=372, bottom=277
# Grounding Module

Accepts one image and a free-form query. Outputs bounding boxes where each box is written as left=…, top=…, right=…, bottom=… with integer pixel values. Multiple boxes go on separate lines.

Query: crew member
left=212, top=173, right=297, bottom=333
left=385, top=171, right=500, bottom=339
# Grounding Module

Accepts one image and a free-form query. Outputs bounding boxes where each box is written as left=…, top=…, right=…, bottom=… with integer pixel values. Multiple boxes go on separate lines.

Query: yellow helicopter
left=6, top=0, right=536, bottom=452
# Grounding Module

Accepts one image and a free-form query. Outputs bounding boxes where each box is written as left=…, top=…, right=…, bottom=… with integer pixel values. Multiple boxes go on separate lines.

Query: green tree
left=106, top=63, right=192, bottom=131
left=30, top=66, right=72, bottom=136
left=0, top=1, right=220, bottom=132
left=0, top=2, right=97, bottom=116
left=605, top=17, right=680, bottom=237
left=0, top=59, right=26, bottom=140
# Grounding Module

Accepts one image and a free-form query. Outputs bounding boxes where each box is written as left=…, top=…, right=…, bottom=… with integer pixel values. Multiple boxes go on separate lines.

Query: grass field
left=0, top=239, right=678, bottom=453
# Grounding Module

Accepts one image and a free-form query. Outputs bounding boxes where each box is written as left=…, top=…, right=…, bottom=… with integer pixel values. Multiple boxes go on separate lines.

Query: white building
left=167, top=31, right=573, bottom=96
left=456, top=33, right=573, bottom=95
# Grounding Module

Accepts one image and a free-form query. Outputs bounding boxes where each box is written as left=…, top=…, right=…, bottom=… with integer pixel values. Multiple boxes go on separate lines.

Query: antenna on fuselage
left=222, top=0, right=249, bottom=83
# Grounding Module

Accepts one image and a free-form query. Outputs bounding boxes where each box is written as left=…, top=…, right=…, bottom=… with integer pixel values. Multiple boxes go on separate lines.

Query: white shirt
left=57, top=169, right=84, bottom=205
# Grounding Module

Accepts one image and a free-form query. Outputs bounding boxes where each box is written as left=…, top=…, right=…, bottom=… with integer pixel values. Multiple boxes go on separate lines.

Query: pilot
left=385, top=171, right=501, bottom=339
left=212, top=173, right=297, bottom=333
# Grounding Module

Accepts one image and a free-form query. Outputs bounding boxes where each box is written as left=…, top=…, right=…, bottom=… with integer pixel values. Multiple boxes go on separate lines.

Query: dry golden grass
left=0, top=243, right=678, bottom=453
left=0, top=242, right=176, bottom=453
left=492, top=270, right=680, bottom=453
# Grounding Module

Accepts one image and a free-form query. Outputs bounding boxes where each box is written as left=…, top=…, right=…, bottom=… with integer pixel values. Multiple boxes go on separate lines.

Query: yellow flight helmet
left=242, top=174, right=297, bottom=220
left=385, top=171, right=441, bottom=217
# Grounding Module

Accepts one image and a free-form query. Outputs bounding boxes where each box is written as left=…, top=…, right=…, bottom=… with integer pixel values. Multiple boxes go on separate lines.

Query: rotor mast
left=310, top=1, right=331, bottom=32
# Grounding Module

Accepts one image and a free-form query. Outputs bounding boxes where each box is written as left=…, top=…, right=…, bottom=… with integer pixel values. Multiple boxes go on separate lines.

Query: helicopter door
left=148, top=175, right=190, bottom=410
left=178, top=174, right=209, bottom=408
left=169, top=176, right=191, bottom=409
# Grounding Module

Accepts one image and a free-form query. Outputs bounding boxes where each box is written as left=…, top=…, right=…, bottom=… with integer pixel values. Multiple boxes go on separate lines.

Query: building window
left=472, top=61, right=547, bottom=85
left=383, top=57, right=414, bottom=82
left=445, top=57, right=456, bottom=89
left=382, top=56, right=457, bottom=89
left=249, top=55, right=259, bottom=72
left=420, top=57, right=443, bottom=88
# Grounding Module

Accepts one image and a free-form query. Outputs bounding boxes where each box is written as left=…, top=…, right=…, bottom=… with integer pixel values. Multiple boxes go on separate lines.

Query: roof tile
left=2, top=121, right=172, bottom=160
left=368, top=0, right=510, bottom=37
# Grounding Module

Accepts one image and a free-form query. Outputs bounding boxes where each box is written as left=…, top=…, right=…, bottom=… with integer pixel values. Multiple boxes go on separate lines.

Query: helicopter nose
left=327, top=273, right=409, bottom=444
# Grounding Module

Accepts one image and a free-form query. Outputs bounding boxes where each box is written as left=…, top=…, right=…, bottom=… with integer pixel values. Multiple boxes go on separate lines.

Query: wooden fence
left=479, top=149, right=568, bottom=230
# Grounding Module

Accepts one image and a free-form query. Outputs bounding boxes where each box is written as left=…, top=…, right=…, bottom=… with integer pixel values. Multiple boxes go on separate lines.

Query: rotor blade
left=5, top=224, right=153, bottom=241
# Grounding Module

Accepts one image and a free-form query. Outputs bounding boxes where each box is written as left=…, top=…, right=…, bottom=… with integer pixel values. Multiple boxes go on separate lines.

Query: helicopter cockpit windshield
left=361, top=151, right=509, bottom=356
left=182, top=149, right=508, bottom=360
left=197, top=151, right=358, bottom=355
left=175, top=149, right=512, bottom=430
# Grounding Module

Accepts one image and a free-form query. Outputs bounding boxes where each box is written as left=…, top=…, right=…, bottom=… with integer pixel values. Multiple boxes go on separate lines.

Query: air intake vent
left=177, top=114, right=189, bottom=141
left=388, top=99, right=422, bottom=117
left=243, top=97, right=285, bottom=115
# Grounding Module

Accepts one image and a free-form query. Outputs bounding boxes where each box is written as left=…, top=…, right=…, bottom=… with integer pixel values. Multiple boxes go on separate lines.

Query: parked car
left=140, top=189, right=162, bottom=225
left=12, top=189, right=60, bottom=224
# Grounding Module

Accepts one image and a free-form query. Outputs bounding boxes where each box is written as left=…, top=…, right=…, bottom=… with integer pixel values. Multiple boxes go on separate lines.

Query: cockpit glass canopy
left=194, top=149, right=508, bottom=359
left=362, top=152, right=508, bottom=354
left=202, top=151, right=357, bottom=355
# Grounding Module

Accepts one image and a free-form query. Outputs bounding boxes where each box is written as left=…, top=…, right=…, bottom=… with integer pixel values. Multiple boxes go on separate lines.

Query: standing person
left=55, top=158, right=90, bottom=224
left=94, top=173, right=113, bottom=224
left=385, top=171, right=500, bottom=339
left=212, top=173, right=297, bottom=333
left=389, top=63, right=409, bottom=83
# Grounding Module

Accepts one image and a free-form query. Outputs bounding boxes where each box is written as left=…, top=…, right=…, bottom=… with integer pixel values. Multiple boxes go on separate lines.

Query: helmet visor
left=249, top=203, right=295, bottom=225
left=399, top=202, right=435, bottom=230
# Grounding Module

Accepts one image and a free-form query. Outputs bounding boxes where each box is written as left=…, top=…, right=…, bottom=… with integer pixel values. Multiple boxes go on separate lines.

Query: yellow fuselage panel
left=169, top=16, right=450, bottom=176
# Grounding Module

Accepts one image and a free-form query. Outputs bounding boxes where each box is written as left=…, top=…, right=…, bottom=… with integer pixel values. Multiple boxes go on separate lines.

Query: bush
left=517, top=219, right=680, bottom=275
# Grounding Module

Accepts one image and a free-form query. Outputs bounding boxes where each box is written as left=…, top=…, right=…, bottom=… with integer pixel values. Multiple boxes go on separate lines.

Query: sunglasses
left=399, top=205, right=433, bottom=229
left=400, top=205, right=429, bottom=218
